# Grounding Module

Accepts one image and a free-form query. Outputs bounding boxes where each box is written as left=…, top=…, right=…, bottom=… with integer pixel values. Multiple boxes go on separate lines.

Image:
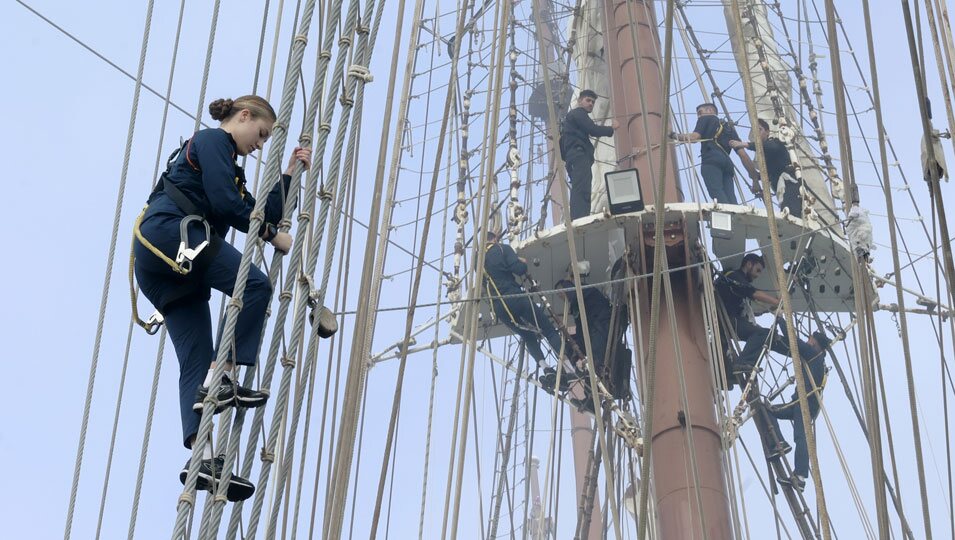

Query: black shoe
left=538, top=372, right=557, bottom=395
left=766, top=440, right=792, bottom=459
left=778, top=474, right=806, bottom=492
left=194, top=376, right=268, bottom=413
left=732, top=363, right=760, bottom=376
left=193, top=377, right=236, bottom=413
left=179, top=455, right=256, bottom=502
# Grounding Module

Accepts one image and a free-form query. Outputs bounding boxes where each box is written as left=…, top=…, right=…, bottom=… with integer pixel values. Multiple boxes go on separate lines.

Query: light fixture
left=604, top=168, right=645, bottom=215
left=710, top=211, right=732, bottom=239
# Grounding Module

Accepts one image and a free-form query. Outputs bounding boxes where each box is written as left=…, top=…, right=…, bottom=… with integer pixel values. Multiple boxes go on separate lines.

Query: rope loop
left=178, top=492, right=195, bottom=506
left=320, top=50, right=332, bottom=60
left=338, top=36, right=352, bottom=47
left=348, top=65, right=374, bottom=83
left=297, top=211, right=312, bottom=223
left=281, top=355, right=297, bottom=369
left=357, top=24, right=370, bottom=34
left=298, top=134, right=313, bottom=146
left=292, top=33, right=308, bottom=45
left=250, top=209, right=266, bottom=222
left=260, top=448, right=275, bottom=463
left=229, top=298, right=244, bottom=311
left=272, top=121, right=289, bottom=133
left=214, top=494, right=228, bottom=503
left=279, top=290, right=294, bottom=302
left=319, top=122, right=332, bottom=133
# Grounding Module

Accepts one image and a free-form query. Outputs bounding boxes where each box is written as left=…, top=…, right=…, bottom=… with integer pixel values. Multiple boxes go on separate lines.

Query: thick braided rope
left=64, top=2, right=155, bottom=538
left=221, top=25, right=345, bottom=540
left=262, top=16, right=372, bottom=540
left=265, top=0, right=386, bottom=533
left=191, top=1, right=221, bottom=132
left=243, top=2, right=369, bottom=535
left=170, top=0, right=318, bottom=536
left=224, top=3, right=363, bottom=539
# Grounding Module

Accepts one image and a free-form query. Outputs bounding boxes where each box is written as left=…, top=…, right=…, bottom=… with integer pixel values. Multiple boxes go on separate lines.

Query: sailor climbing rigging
left=733, top=119, right=803, bottom=217
left=132, top=95, right=311, bottom=502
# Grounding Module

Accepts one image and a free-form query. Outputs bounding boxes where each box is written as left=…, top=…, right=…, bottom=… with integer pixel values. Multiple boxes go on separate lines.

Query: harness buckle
left=175, top=215, right=212, bottom=274
left=145, top=311, right=165, bottom=335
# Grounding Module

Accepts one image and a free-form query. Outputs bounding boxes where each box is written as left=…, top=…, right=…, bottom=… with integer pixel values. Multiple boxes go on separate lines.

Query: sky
left=2, top=0, right=955, bottom=539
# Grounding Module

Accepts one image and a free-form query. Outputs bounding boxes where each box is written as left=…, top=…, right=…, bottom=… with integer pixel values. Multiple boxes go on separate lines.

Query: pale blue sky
left=2, top=0, right=953, bottom=538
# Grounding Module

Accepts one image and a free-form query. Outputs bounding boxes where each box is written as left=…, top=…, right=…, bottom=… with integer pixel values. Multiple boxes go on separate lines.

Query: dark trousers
left=780, top=179, right=803, bottom=216
left=493, top=295, right=565, bottom=363
left=155, top=242, right=271, bottom=447
left=733, top=318, right=790, bottom=368
left=565, top=153, right=594, bottom=219
left=700, top=154, right=737, bottom=204
left=771, top=398, right=820, bottom=477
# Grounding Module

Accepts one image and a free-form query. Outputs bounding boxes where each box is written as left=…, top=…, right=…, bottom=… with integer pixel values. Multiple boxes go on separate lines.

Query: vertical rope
left=64, top=2, right=155, bottom=538
left=727, top=2, right=832, bottom=537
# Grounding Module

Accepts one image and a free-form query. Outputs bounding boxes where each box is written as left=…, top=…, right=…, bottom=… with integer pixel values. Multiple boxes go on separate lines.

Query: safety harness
left=129, top=139, right=242, bottom=333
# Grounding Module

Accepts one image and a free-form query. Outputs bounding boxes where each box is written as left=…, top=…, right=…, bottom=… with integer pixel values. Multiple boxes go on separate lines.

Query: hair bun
left=208, top=98, right=235, bottom=121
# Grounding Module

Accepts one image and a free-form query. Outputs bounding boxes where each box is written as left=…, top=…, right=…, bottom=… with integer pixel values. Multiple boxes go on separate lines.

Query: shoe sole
left=192, top=395, right=235, bottom=413
left=180, top=468, right=256, bottom=502
left=236, top=395, right=268, bottom=408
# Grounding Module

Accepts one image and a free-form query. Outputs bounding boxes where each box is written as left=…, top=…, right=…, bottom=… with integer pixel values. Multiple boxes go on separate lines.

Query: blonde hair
left=208, top=95, right=277, bottom=123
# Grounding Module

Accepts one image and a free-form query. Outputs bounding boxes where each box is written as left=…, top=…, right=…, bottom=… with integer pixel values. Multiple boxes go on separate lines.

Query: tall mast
left=600, top=1, right=733, bottom=537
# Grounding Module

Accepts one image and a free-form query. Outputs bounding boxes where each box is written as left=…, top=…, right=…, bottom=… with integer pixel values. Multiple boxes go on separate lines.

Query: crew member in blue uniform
left=554, top=277, right=613, bottom=374
left=133, top=95, right=311, bottom=501
left=559, top=89, right=618, bottom=219
left=768, top=327, right=830, bottom=492
left=733, top=119, right=803, bottom=216
left=715, top=253, right=790, bottom=375
left=670, top=103, right=759, bottom=204
left=483, top=229, right=574, bottom=375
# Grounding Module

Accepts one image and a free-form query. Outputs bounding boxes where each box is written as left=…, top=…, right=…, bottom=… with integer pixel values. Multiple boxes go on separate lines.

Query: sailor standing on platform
left=133, top=95, right=311, bottom=501
left=483, top=225, right=575, bottom=379
left=669, top=103, right=759, bottom=204
left=732, top=119, right=803, bottom=217
left=559, top=89, right=619, bottom=219
left=554, top=277, right=612, bottom=375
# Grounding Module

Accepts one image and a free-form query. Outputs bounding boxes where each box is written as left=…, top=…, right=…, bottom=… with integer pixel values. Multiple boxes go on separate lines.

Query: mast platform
left=459, top=203, right=863, bottom=341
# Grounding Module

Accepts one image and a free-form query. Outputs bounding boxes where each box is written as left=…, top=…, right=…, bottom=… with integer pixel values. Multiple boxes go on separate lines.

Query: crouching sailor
left=132, top=95, right=311, bottom=501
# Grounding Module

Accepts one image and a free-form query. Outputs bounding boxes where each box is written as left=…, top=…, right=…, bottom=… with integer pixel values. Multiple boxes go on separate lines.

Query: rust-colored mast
left=600, top=1, right=732, bottom=537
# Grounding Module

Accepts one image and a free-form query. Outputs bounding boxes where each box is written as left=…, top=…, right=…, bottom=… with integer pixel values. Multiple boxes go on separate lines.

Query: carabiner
left=175, top=215, right=212, bottom=274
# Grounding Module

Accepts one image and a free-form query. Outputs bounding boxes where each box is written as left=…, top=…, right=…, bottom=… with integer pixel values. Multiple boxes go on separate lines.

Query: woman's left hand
left=284, top=147, right=313, bottom=175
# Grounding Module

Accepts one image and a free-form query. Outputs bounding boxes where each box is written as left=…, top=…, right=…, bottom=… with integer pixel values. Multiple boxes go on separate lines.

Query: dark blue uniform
left=770, top=326, right=826, bottom=478
left=715, top=269, right=789, bottom=370
left=559, top=107, right=614, bottom=219
left=134, top=128, right=291, bottom=447
left=565, top=288, right=612, bottom=372
left=693, top=115, right=741, bottom=204
left=484, top=242, right=565, bottom=365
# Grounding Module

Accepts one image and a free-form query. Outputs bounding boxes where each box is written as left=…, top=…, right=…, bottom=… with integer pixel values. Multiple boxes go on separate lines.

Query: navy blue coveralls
left=559, top=107, right=614, bottom=219
left=134, top=128, right=291, bottom=448
left=565, top=288, right=613, bottom=373
left=692, top=115, right=741, bottom=204
left=484, top=242, right=566, bottom=364
left=715, top=269, right=790, bottom=370
left=769, top=329, right=825, bottom=478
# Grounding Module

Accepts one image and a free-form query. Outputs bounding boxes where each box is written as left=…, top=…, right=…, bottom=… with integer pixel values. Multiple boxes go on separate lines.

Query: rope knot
left=280, top=290, right=293, bottom=301
left=281, top=355, right=297, bottom=368
left=260, top=448, right=275, bottom=463
left=298, top=211, right=312, bottom=223
left=320, top=50, right=332, bottom=60
left=214, top=494, right=228, bottom=503
left=229, top=298, right=244, bottom=311
left=319, top=188, right=334, bottom=201
left=338, top=36, right=353, bottom=47
left=250, top=209, right=266, bottom=222
left=319, top=122, right=332, bottom=133
left=279, top=218, right=293, bottom=229
left=357, top=24, right=370, bottom=34
left=293, top=33, right=308, bottom=45
left=298, top=134, right=313, bottom=146
left=348, top=65, right=374, bottom=83
left=273, top=122, right=289, bottom=133
left=339, top=94, right=355, bottom=107
left=178, top=493, right=195, bottom=506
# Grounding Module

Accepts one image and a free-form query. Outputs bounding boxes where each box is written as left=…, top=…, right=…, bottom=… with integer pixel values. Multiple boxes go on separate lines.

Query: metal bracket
left=175, top=215, right=211, bottom=274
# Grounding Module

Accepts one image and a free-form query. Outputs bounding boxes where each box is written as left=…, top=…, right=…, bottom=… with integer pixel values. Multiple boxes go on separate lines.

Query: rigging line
left=417, top=103, right=457, bottom=540
left=12, top=0, right=208, bottom=129
left=124, top=0, right=188, bottom=536
left=250, top=0, right=376, bottom=532
left=728, top=1, right=833, bottom=537
left=64, top=2, right=155, bottom=539
left=447, top=0, right=514, bottom=535
left=486, top=349, right=523, bottom=540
